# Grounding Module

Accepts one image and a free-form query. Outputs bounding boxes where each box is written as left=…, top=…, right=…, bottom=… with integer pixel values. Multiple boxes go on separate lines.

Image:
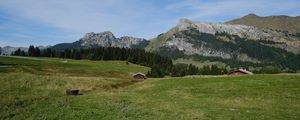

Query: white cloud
left=0, top=0, right=168, bottom=38
left=0, top=0, right=299, bottom=47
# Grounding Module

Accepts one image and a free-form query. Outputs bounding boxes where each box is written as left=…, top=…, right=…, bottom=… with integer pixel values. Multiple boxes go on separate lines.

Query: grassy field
left=1, top=56, right=300, bottom=120
left=173, top=58, right=226, bottom=68
left=0, top=56, right=149, bottom=77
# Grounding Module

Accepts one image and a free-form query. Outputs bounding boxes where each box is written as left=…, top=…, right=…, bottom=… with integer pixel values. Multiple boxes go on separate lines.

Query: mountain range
left=0, top=46, right=50, bottom=55
left=145, top=14, right=300, bottom=70
left=1, top=13, right=300, bottom=70
left=51, top=31, right=149, bottom=50
left=0, top=46, right=28, bottom=55
left=147, top=17, right=300, bottom=59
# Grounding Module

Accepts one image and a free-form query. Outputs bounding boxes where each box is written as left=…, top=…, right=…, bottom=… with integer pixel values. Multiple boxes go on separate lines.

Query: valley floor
left=0, top=56, right=299, bottom=120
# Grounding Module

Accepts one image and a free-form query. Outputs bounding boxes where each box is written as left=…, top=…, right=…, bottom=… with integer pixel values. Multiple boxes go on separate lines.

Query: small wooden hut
left=228, top=69, right=253, bottom=75
left=133, top=72, right=147, bottom=79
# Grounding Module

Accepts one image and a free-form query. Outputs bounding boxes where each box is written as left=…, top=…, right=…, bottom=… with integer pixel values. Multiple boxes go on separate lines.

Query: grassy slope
left=0, top=56, right=149, bottom=78
left=1, top=56, right=300, bottom=119
left=145, top=27, right=176, bottom=52
left=125, top=75, right=300, bottom=119
left=226, top=14, right=300, bottom=34
left=173, top=58, right=226, bottom=68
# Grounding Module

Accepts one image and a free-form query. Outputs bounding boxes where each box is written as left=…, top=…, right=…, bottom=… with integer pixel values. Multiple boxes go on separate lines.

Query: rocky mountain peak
left=78, top=31, right=149, bottom=48
left=175, top=18, right=269, bottom=39
left=52, top=31, right=149, bottom=50
left=178, top=18, right=193, bottom=25
left=83, top=31, right=115, bottom=40
left=244, top=13, right=259, bottom=18
left=80, top=31, right=116, bottom=47
left=176, top=18, right=195, bottom=31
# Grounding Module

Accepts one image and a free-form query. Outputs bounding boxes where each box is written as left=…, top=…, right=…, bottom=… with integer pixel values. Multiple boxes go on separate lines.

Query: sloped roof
left=238, top=69, right=253, bottom=74
left=229, top=69, right=253, bottom=75
left=133, top=72, right=146, bottom=76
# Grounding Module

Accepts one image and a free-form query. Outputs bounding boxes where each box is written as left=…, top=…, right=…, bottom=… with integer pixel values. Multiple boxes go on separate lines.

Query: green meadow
left=173, top=58, right=226, bottom=68
left=0, top=56, right=299, bottom=120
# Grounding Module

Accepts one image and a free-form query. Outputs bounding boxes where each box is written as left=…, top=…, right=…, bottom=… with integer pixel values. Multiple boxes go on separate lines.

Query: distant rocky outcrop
left=0, top=46, right=28, bottom=55
left=52, top=31, right=149, bottom=50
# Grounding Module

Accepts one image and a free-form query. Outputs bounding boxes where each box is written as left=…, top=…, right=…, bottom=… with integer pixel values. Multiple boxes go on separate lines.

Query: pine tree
left=13, top=48, right=21, bottom=56
left=20, top=51, right=26, bottom=56
left=35, top=47, right=40, bottom=57
left=187, top=64, right=199, bottom=75
left=46, top=48, right=52, bottom=57
left=146, top=66, right=165, bottom=78
left=28, top=45, right=35, bottom=57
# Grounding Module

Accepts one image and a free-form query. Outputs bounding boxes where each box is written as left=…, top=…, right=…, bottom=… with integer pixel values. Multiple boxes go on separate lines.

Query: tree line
left=12, top=45, right=230, bottom=77
left=165, top=64, right=227, bottom=77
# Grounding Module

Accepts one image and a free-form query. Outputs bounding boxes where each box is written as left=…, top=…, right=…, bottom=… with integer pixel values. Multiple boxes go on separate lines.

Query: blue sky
left=0, top=0, right=300, bottom=47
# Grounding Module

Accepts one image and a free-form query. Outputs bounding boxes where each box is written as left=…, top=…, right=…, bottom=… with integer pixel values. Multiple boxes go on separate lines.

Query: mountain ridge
left=147, top=18, right=300, bottom=55
left=226, top=13, right=300, bottom=34
left=146, top=16, right=300, bottom=70
left=5, top=13, right=300, bottom=70
left=51, top=31, right=149, bottom=50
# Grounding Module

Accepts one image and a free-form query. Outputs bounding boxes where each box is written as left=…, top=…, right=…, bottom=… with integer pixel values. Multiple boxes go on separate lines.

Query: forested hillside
left=153, top=28, right=300, bottom=72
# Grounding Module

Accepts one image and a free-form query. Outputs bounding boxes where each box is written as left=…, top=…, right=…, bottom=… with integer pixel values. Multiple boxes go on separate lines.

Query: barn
left=228, top=69, right=253, bottom=75
left=133, top=72, right=147, bottom=79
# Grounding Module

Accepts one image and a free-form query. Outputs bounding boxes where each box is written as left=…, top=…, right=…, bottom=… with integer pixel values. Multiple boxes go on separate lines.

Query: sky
left=0, top=0, right=300, bottom=47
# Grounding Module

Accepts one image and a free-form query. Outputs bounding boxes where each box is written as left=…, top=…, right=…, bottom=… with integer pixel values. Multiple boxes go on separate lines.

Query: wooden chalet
left=133, top=72, right=147, bottom=79
left=228, top=69, right=253, bottom=75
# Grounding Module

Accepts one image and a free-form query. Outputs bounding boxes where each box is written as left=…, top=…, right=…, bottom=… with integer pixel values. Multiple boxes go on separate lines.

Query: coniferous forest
left=157, top=29, right=300, bottom=73
left=14, top=41, right=298, bottom=77
left=10, top=29, right=300, bottom=78
left=12, top=45, right=231, bottom=77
